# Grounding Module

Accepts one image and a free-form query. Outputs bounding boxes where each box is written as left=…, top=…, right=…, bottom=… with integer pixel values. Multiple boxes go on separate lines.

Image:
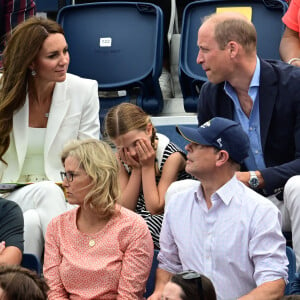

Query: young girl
left=104, top=103, right=191, bottom=248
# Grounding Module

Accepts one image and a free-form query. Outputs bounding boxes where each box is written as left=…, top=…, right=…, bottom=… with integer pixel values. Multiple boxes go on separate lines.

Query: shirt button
left=89, top=239, right=95, bottom=247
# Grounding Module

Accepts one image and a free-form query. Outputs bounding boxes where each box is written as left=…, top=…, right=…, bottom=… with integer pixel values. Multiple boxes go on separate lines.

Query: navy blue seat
left=21, top=253, right=42, bottom=275
left=57, top=2, right=164, bottom=125
left=144, top=249, right=159, bottom=298
left=35, top=0, right=72, bottom=12
left=179, top=0, right=288, bottom=112
left=155, top=123, right=198, bottom=151
left=286, top=246, right=297, bottom=295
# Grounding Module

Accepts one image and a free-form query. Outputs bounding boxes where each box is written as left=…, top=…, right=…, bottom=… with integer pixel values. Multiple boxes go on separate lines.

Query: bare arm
left=238, top=279, right=285, bottom=300
left=147, top=268, right=173, bottom=300
left=138, top=139, right=186, bottom=214
left=279, top=27, right=300, bottom=66
left=0, top=242, right=22, bottom=264
left=117, top=150, right=142, bottom=211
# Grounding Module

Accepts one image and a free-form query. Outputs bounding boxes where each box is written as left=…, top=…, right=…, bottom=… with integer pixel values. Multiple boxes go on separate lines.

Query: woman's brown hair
left=0, top=265, right=48, bottom=300
left=0, top=17, right=64, bottom=163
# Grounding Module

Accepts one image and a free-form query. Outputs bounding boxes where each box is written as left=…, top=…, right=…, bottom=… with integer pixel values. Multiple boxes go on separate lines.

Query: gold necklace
left=89, top=239, right=96, bottom=247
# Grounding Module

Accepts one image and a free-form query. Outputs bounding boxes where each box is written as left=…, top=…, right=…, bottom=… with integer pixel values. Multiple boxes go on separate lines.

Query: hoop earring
left=31, top=70, right=37, bottom=76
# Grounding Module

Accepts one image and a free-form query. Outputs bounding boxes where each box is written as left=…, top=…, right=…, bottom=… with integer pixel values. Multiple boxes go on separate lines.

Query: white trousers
left=6, top=181, right=70, bottom=260
left=269, top=175, right=300, bottom=271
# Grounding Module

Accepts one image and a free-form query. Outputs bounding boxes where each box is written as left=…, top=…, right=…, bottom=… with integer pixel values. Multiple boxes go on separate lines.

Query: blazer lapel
left=13, top=95, right=29, bottom=169
left=258, top=59, right=278, bottom=152
left=44, top=80, right=69, bottom=157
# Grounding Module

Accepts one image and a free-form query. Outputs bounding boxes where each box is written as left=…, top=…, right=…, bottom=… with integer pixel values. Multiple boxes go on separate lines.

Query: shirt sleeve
left=157, top=199, right=183, bottom=274
left=282, top=0, right=300, bottom=32
left=43, top=218, right=69, bottom=300
left=249, top=203, right=289, bottom=286
left=0, top=199, right=24, bottom=252
left=117, top=216, right=154, bottom=300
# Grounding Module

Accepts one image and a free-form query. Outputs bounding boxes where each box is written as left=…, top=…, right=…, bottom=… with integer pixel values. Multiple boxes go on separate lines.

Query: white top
left=19, top=127, right=47, bottom=183
left=158, top=176, right=289, bottom=300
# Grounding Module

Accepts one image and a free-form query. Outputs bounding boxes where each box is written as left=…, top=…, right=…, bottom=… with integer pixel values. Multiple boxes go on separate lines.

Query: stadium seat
left=57, top=2, right=164, bottom=125
left=35, top=0, right=72, bottom=13
left=152, top=115, right=198, bottom=151
left=179, top=0, right=288, bottom=112
left=144, top=249, right=159, bottom=298
left=286, top=246, right=297, bottom=295
left=21, top=253, right=42, bottom=275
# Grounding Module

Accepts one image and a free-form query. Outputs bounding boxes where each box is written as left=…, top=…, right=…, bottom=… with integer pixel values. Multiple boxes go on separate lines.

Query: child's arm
left=117, top=148, right=142, bottom=211
left=137, top=139, right=186, bottom=214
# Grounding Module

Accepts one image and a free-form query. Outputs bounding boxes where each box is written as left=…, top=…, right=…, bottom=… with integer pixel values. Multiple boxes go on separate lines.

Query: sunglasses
left=177, top=270, right=203, bottom=299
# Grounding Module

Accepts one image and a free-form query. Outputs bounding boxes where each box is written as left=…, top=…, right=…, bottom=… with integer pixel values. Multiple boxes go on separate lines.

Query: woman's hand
left=136, top=139, right=156, bottom=168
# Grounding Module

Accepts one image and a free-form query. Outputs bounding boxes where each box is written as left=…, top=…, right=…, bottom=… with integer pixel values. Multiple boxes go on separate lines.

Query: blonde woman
left=104, top=103, right=190, bottom=249
left=43, top=139, right=153, bottom=299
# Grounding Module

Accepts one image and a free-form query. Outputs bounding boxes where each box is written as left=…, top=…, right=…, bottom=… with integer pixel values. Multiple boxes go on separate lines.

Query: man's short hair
left=204, top=14, right=257, bottom=53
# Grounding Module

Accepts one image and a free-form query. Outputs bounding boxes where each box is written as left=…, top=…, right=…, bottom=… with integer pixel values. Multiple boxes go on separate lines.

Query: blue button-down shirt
left=224, top=57, right=266, bottom=170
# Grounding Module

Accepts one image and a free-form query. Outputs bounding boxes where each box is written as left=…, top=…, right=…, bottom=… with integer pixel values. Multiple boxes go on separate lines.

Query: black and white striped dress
left=126, top=133, right=192, bottom=249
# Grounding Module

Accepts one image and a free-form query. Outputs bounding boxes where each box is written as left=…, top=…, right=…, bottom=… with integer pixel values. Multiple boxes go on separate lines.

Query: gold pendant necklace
left=89, top=239, right=95, bottom=247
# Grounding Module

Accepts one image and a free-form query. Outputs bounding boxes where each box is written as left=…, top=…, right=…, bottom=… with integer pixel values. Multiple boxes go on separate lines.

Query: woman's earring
left=31, top=70, right=37, bottom=76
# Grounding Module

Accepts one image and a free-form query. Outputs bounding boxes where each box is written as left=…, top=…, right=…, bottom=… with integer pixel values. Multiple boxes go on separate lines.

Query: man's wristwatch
left=249, top=171, right=259, bottom=189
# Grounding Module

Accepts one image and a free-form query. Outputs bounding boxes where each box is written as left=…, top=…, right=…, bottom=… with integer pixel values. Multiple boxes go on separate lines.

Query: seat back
left=179, top=0, right=288, bottom=112
left=35, top=0, right=72, bottom=12
left=151, top=115, right=198, bottom=151
left=286, top=246, right=297, bottom=295
left=57, top=2, right=164, bottom=122
left=21, top=253, right=42, bottom=275
left=144, top=249, right=159, bottom=298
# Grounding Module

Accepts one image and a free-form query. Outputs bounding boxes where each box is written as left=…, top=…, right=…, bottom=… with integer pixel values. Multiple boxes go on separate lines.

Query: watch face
left=250, top=177, right=259, bottom=188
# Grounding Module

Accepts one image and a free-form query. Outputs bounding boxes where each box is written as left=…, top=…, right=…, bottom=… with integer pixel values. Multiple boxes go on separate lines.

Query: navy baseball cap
left=176, top=117, right=250, bottom=164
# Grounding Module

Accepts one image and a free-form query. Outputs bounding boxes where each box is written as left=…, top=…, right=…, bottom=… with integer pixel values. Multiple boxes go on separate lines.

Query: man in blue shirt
left=196, top=12, right=300, bottom=270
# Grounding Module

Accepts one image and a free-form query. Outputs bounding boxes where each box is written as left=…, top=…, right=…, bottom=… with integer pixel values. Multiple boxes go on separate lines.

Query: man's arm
left=147, top=268, right=173, bottom=300
left=0, top=245, right=22, bottom=265
left=0, top=199, right=24, bottom=264
left=279, top=27, right=300, bottom=66
left=238, top=279, right=285, bottom=300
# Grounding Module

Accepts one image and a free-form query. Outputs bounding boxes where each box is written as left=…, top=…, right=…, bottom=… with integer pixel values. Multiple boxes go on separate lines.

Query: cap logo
left=200, top=120, right=211, bottom=128
left=216, top=138, right=223, bottom=148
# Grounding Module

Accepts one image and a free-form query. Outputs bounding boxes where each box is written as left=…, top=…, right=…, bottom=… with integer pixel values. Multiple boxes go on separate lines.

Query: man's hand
left=235, top=171, right=264, bottom=188
left=235, top=171, right=251, bottom=187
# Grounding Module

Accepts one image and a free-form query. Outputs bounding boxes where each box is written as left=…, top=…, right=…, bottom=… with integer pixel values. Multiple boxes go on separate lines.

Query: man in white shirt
left=148, top=117, right=288, bottom=300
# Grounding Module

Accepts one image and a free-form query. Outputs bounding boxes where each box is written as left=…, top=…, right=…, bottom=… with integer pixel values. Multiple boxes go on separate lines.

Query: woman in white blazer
left=0, top=17, right=100, bottom=259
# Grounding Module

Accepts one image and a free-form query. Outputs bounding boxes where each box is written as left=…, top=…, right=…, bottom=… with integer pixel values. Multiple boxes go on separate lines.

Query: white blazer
left=0, top=73, right=100, bottom=182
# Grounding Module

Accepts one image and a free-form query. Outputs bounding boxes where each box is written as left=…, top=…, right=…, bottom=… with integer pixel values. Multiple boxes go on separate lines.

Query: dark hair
left=0, top=17, right=64, bottom=163
left=171, top=271, right=217, bottom=300
left=0, top=265, right=49, bottom=300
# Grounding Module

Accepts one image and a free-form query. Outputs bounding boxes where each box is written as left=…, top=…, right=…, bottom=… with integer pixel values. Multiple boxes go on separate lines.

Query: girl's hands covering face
left=118, top=147, right=140, bottom=169
left=136, top=138, right=156, bottom=167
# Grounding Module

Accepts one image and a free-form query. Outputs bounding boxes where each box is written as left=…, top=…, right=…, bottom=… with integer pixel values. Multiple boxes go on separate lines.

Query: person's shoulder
left=263, top=59, right=300, bottom=77
left=237, top=182, right=278, bottom=211
left=165, top=179, right=200, bottom=209
left=50, top=207, right=76, bottom=227
left=118, top=206, right=146, bottom=225
left=65, top=73, right=98, bottom=88
left=0, top=198, right=21, bottom=213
